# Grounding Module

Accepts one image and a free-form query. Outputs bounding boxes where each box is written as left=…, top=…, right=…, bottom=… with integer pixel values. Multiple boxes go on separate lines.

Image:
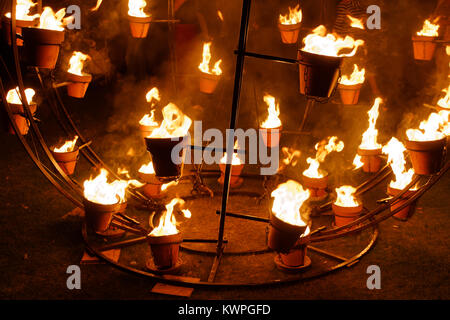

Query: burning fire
left=139, top=110, right=158, bottom=126
left=302, top=25, right=364, bottom=57
left=417, top=19, right=439, bottom=37
left=382, top=137, right=415, bottom=190
left=198, top=42, right=222, bottom=76
left=406, top=112, right=446, bottom=141
left=438, top=110, right=450, bottom=135
left=220, top=140, right=242, bottom=165
left=161, top=181, right=178, bottom=191
left=149, top=103, right=192, bottom=138
left=5, top=0, right=39, bottom=21
left=437, top=84, right=450, bottom=109
left=358, top=98, right=383, bottom=150
left=128, top=0, right=149, bottom=17
left=83, top=169, right=129, bottom=205
left=347, top=15, right=364, bottom=29
left=145, top=87, right=160, bottom=104
left=303, top=136, right=344, bottom=178
left=279, top=4, right=302, bottom=25
left=38, top=7, right=66, bottom=31
left=53, top=136, right=78, bottom=153
left=91, top=0, right=103, bottom=12
left=271, top=180, right=310, bottom=227
left=282, top=147, right=301, bottom=166
left=68, top=51, right=90, bottom=76
left=334, top=186, right=359, bottom=207
left=217, top=10, right=224, bottom=22
left=339, top=64, right=365, bottom=85
left=149, top=198, right=191, bottom=237
left=260, top=94, right=282, bottom=128
left=6, top=87, right=35, bottom=105
left=138, top=160, right=155, bottom=174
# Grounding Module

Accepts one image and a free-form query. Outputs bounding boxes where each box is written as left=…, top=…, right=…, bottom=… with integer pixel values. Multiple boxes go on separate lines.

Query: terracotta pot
left=338, top=83, right=363, bottom=105
left=128, top=15, right=152, bottom=38
left=332, top=203, right=363, bottom=228
left=2, top=17, right=36, bottom=46
left=297, top=50, right=343, bottom=98
left=405, top=137, right=447, bottom=175
left=144, top=136, right=188, bottom=181
left=259, top=126, right=282, bottom=148
left=83, top=198, right=123, bottom=233
left=9, top=102, right=37, bottom=115
left=268, top=212, right=308, bottom=253
left=412, top=35, right=437, bottom=61
left=22, top=27, right=64, bottom=69
left=387, top=185, right=417, bottom=220
left=219, top=163, right=244, bottom=187
left=138, top=171, right=163, bottom=198
left=278, top=22, right=301, bottom=44
left=8, top=114, right=29, bottom=135
left=139, top=123, right=159, bottom=139
left=199, top=72, right=220, bottom=94
left=279, top=233, right=311, bottom=267
left=302, top=172, right=328, bottom=198
left=148, top=232, right=182, bottom=269
left=66, top=72, right=92, bottom=98
left=51, top=147, right=79, bottom=175
left=357, top=148, right=383, bottom=173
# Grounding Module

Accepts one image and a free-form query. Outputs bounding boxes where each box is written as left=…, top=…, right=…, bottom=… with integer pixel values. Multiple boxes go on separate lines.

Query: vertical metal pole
left=168, top=0, right=178, bottom=97
left=216, top=0, right=252, bottom=256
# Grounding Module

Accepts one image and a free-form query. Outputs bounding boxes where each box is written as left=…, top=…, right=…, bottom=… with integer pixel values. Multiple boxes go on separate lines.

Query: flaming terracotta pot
left=298, top=50, right=343, bottom=98
left=2, top=17, right=36, bottom=46
left=138, top=171, right=163, bottom=198
left=148, top=232, right=182, bottom=269
left=277, top=22, right=301, bottom=44
left=139, top=123, right=159, bottom=139
left=268, top=212, right=308, bottom=253
left=144, top=136, right=188, bottom=181
left=387, top=185, right=417, bottom=221
left=302, top=172, right=328, bottom=198
left=338, top=83, right=363, bottom=105
left=412, top=35, right=437, bottom=61
left=357, top=148, right=383, bottom=173
left=279, top=232, right=311, bottom=267
left=259, top=126, right=282, bottom=148
left=8, top=114, right=29, bottom=135
left=405, top=137, right=447, bottom=175
left=128, top=15, right=152, bottom=39
left=22, top=27, right=64, bottom=69
left=218, top=163, right=244, bottom=187
left=332, top=203, right=363, bottom=228
left=199, top=72, right=221, bottom=94
left=66, top=72, right=92, bottom=98
left=51, top=147, right=79, bottom=175
left=83, top=198, right=123, bottom=233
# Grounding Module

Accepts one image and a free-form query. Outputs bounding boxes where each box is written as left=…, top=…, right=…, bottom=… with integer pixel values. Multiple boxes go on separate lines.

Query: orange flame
left=128, top=0, right=149, bottom=17
left=271, top=180, right=310, bottom=226
left=417, top=19, right=439, bottom=37
left=149, top=198, right=191, bottom=236
left=53, top=136, right=78, bottom=153
left=6, top=87, right=35, bottom=105
left=83, top=169, right=129, bottom=205
left=437, top=84, right=450, bottom=110
left=282, top=147, right=301, bottom=166
left=38, top=7, right=66, bottom=31
left=260, top=94, right=282, bottom=128
left=303, top=136, right=344, bottom=178
left=352, top=155, right=364, bottom=170
left=334, top=185, right=359, bottom=207
left=220, top=140, right=242, bottom=165
left=139, top=109, right=159, bottom=126
left=217, top=10, right=224, bottom=22
left=198, top=42, right=222, bottom=75
left=68, top=51, right=90, bottom=76
left=279, top=4, right=302, bottom=25
left=149, top=103, right=192, bottom=138
left=358, top=98, right=383, bottom=150
left=138, top=160, right=155, bottom=174
left=382, top=137, right=415, bottom=190
left=161, top=181, right=178, bottom=191
left=91, top=0, right=103, bottom=12
left=5, top=0, right=39, bottom=21
left=406, top=112, right=446, bottom=141
left=339, top=64, right=365, bottom=85
left=347, top=15, right=364, bottom=29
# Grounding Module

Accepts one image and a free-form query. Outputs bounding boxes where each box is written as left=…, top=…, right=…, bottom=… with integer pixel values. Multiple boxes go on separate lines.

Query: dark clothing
left=334, top=0, right=366, bottom=37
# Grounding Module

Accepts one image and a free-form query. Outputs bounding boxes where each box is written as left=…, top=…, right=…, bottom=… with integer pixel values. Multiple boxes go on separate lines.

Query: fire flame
left=220, top=140, right=242, bottom=165
left=358, top=98, right=383, bottom=150
left=437, top=84, right=450, bottom=109
left=149, top=103, right=192, bottom=138
left=339, top=64, right=365, bottom=85
left=417, top=19, right=439, bottom=37
left=145, top=87, right=160, bottom=104
left=138, top=160, right=155, bottom=174
left=149, top=198, right=191, bottom=237
left=68, top=51, right=90, bottom=76
left=91, top=0, right=103, bottom=12
left=198, top=42, right=222, bottom=76
left=347, top=15, right=364, bottom=29
left=161, top=181, right=178, bottom=191
left=282, top=147, right=301, bottom=166
left=128, top=0, right=149, bottom=17
left=260, top=94, right=282, bottom=128
left=303, top=136, right=344, bottom=178
left=406, top=112, right=446, bottom=141
left=279, top=4, right=302, bottom=25
left=5, top=0, right=39, bottom=21
left=302, top=25, right=364, bottom=57
left=217, top=10, right=224, bottom=22
left=53, top=136, right=78, bottom=153
left=83, top=169, right=129, bottom=205
left=382, top=137, right=415, bottom=190
left=271, top=180, right=310, bottom=227
left=438, top=110, right=450, bottom=136
left=139, top=110, right=159, bottom=126
left=352, top=155, right=364, bottom=170
left=38, top=7, right=66, bottom=31
left=6, top=87, right=35, bottom=105
left=334, top=185, right=359, bottom=207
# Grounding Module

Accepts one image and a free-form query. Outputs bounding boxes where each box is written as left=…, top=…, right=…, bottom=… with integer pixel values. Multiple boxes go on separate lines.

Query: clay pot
left=148, top=232, right=182, bottom=269
left=279, top=232, right=311, bottom=267
left=412, top=35, right=437, bottom=61
left=387, top=185, right=417, bottom=220
left=2, top=17, right=36, bottom=46
left=8, top=114, right=29, bottom=135
left=268, top=212, right=308, bottom=253
left=22, top=27, right=64, bottom=69
left=138, top=171, right=163, bottom=198
left=83, top=198, right=123, bottom=233
left=218, top=163, right=244, bottom=187
left=297, top=50, right=343, bottom=98
left=144, top=136, right=188, bottom=181
left=332, top=203, right=363, bottom=228
left=405, top=137, right=447, bottom=175
left=51, top=148, right=79, bottom=175
left=357, top=148, right=383, bottom=173
left=259, top=126, right=282, bottom=148
left=338, top=83, right=363, bottom=105
left=278, top=22, right=301, bottom=44
left=128, top=15, right=152, bottom=38
left=199, top=72, right=220, bottom=94
left=66, top=72, right=92, bottom=98
left=302, top=172, right=328, bottom=198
